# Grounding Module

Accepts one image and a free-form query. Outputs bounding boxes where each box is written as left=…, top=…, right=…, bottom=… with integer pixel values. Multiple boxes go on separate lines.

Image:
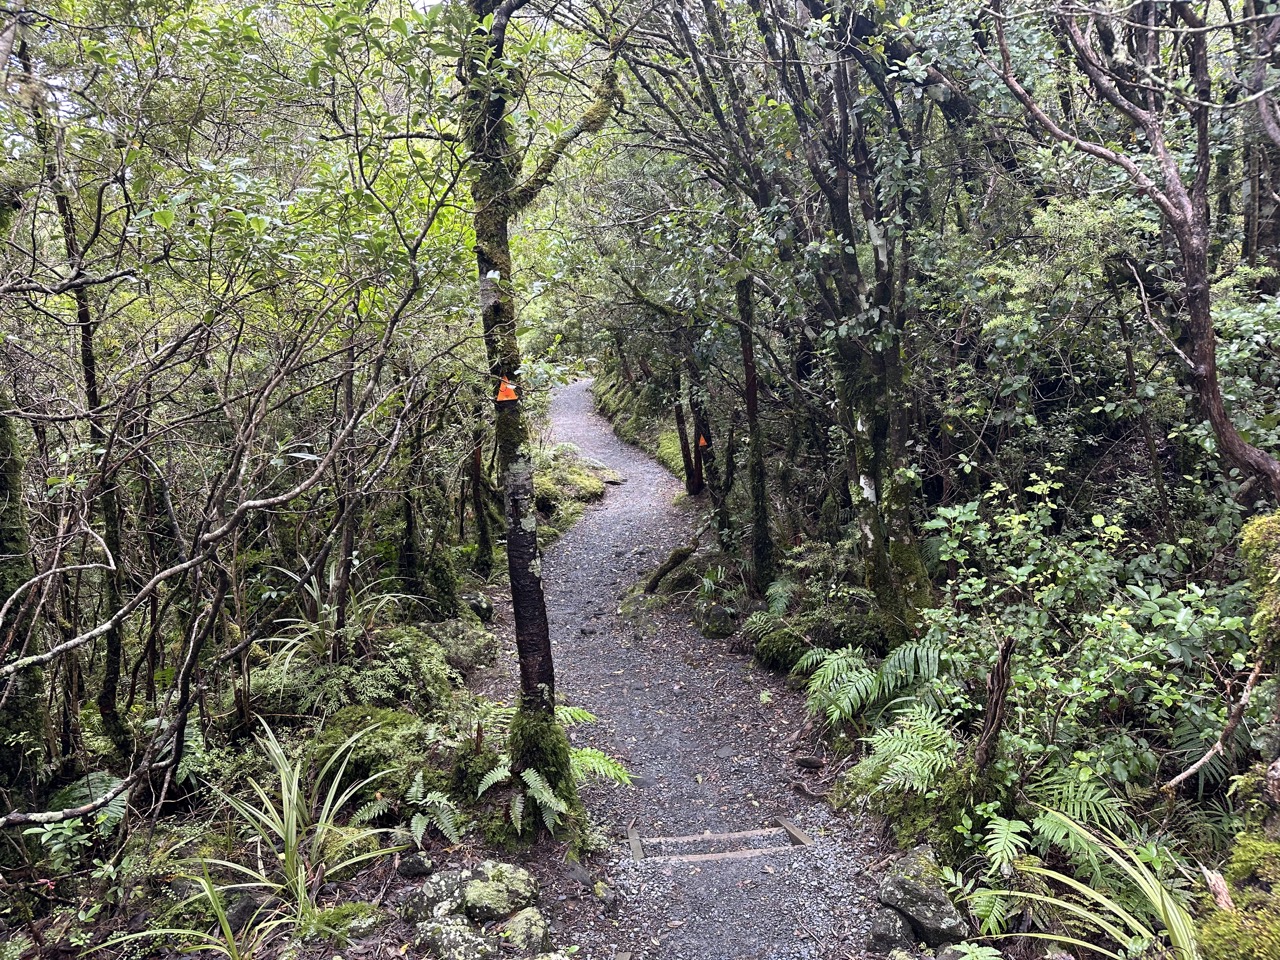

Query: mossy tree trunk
left=736, top=277, right=774, bottom=592
left=0, top=408, right=47, bottom=795
left=457, top=0, right=619, bottom=792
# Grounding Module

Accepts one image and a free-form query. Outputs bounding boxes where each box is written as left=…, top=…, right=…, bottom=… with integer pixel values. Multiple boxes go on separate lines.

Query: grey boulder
left=878, top=846, right=971, bottom=947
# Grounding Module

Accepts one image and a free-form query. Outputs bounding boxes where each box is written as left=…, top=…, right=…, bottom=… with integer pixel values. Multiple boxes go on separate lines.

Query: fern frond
left=765, top=578, right=795, bottom=615
left=569, top=747, right=633, bottom=786
left=519, top=768, right=569, bottom=814
left=351, top=797, right=390, bottom=826
left=49, top=772, right=127, bottom=837
left=477, top=762, right=512, bottom=798
left=743, top=610, right=784, bottom=642
left=985, top=817, right=1032, bottom=870
left=405, top=770, right=426, bottom=804
left=555, top=705, right=598, bottom=727
left=509, top=793, right=525, bottom=834
left=792, top=646, right=835, bottom=676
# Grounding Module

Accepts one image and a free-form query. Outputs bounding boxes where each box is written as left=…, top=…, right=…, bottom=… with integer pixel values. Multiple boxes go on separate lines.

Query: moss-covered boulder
left=414, top=915, right=496, bottom=960
left=312, top=705, right=444, bottom=801
left=878, top=845, right=970, bottom=947
left=695, top=603, right=735, bottom=639
left=501, top=907, right=552, bottom=953
left=463, top=861, right=539, bottom=922
left=403, top=868, right=469, bottom=922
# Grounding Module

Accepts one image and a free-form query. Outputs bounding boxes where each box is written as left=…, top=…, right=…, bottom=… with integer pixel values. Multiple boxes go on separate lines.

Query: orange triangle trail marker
left=697, top=434, right=709, bottom=448
left=495, top=378, right=519, bottom=402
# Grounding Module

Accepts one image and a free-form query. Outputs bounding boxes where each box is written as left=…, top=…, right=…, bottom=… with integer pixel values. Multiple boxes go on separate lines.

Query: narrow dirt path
left=537, top=380, right=882, bottom=960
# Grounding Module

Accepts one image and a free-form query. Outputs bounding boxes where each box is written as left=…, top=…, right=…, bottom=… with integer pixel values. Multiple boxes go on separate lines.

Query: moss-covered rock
left=414, top=915, right=496, bottom=960
left=462, top=861, right=539, bottom=922
left=754, top=627, right=808, bottom=672
left=501, top=906, right=552, bottom=953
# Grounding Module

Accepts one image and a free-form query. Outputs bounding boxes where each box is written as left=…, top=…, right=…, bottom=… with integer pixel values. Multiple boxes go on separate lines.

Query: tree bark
left=736, top=277, right=774, bottom=591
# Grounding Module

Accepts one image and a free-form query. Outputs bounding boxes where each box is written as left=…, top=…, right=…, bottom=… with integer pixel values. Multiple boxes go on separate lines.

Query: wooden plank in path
left=643, top=844, right=798, bottom=865
left=626, top=819, right=644, bottom=862
left=775, top=816, right=813, bottom=847
left=643, top=826, right=787, bottom=845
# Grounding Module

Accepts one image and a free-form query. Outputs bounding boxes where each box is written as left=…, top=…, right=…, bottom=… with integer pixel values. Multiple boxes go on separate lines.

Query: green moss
left=754, top=629, right=807, bottom=672
left=303, top=900, right=384, bottom=942
left=1199, top=829, right=1280, bottom=960
left=450, top=740, right=503, bottom=801
left=1225, top=831, right=1280, bottom=887
left=508, top=707, right=586, bottom=845
left=655, top=431, right=685, bottom=476
left=0, top=408, right=44, bottom=793
left=837, top=758, right=980, bottom=855
left=1199, top=890, right=1280, bottom=960
left=312, top=706, right=440, bottom=802
left=429, top=619, right=498, bottom=677
left=421, top=545, right=460, bottom=621
left=1242, top=514, right=1280, bottom=642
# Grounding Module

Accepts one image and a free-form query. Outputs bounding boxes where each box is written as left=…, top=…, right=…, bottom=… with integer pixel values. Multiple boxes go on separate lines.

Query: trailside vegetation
left=1, top=0, right=1279, bottom=956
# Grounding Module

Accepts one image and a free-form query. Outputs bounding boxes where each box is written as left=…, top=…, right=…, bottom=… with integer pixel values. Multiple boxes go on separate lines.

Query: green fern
left=797, top=641, right=945, bottom=728
left=352, top=797, right=390, bottom=826
left=476, top=762, right=513, bottom=798
left=1026, top=769, right=1129, bottom=835
left=509, top=792, right=525, bottom=834
left=985, top=816, right=1032, bottom=871
left=569, top=747, right=633, bottom=786
left=765, top=578, right=795, bottom=615
left=853, top=704, right=960, bottom=794
left=49, top=772, right=128, bottom=837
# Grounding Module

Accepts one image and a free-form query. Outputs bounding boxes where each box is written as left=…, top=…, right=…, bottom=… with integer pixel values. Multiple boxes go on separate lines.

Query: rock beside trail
left=695, top=603, right=735, bottom=639
left=462, top=592, right=495, bottom=622
left=501, top=906, right=552, bottom=952
left=878, top=846, right=971, bottom=947
left=414, top=915, right=496, bottom=960
left=402, top=868, right=468, bottom=922
left=397, top=852, right=434, bottom=878
left=403, top=860, right=548, bottom=958
left=463, top=860, right=540, bottom=921
left=867, top=906, right=915, bottom=953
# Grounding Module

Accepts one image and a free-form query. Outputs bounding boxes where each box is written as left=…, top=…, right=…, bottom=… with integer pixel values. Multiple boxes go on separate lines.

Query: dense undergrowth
left=594, top=371, right=1280, bottom=959
left=0, top=442, right=620, bottom=958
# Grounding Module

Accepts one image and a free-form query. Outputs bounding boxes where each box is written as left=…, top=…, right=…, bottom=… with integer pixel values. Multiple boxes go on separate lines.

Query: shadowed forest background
left=2, top=0, right=1280, bottom=956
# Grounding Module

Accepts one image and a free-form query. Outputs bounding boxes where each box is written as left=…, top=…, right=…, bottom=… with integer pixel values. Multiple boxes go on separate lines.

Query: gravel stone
left=513, top=380, right=885, bottom=959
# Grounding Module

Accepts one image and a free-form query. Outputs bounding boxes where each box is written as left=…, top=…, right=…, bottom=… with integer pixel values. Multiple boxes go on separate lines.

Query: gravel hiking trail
left=535, top=380, right=882, bottom=960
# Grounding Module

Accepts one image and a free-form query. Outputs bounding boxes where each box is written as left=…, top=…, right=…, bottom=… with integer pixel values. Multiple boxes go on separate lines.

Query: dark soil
left=523, top=379, right=884, bottom=960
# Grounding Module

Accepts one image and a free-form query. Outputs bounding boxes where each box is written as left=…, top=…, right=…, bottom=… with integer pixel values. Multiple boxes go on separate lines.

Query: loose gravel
left=528, top=380, right=885, bottom=960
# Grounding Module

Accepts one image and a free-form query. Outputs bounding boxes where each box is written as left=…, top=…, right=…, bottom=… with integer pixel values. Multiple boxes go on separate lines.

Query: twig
left=1163, top=656, right=1266, bottom=794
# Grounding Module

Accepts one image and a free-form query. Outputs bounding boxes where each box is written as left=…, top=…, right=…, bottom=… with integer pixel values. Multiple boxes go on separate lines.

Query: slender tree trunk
left=470, top=430, right=495, bottom=577
left=0, top=408, right=47, bottom=794
left=736, top=278, right=774, bottom=590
